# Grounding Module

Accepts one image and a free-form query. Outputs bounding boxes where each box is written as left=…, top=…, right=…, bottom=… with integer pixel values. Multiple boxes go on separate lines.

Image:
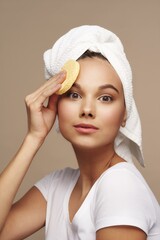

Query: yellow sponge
left=56, top=60, right=80, bottom=95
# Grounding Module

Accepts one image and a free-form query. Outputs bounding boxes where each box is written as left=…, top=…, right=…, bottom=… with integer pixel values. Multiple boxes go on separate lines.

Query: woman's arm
left=0, top=71, right=66, bottom=237
left=0, top=134, right=44, bottom=233
left=0, top=186, right=46, bottom=240
left=96, top=226, right=147, bottom=240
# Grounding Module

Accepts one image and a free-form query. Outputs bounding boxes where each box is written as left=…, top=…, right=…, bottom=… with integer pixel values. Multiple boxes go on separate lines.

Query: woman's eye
left=98, top=95, right=113, bottom=102
left=67, top=92, right=81, bottom=99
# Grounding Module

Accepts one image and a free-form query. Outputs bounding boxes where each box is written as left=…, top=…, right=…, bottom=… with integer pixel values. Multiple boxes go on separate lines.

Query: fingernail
left=59, top=70, right=66, bottom=76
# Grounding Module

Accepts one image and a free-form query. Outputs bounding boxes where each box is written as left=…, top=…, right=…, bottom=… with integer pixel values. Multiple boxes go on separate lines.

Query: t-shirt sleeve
left=94, top=168, right=156, bottom=234
left=34, top=171, right=56, bottom=201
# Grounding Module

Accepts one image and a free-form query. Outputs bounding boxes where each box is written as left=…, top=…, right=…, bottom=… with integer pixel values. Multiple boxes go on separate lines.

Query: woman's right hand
left=25, top=71, right=66, bottom=142
left=0, top=72, right=66, bottom=237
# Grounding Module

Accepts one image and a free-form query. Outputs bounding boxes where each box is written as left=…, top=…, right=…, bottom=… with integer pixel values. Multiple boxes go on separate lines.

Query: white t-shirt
left=35, top=162, right=160, bottom=240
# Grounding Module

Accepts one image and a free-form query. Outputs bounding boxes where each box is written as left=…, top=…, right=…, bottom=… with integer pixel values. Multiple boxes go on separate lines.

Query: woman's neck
left=72, top=144, right=117, bottom=191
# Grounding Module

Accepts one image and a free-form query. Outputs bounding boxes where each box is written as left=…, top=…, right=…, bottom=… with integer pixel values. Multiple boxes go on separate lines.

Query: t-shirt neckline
left=64, top=162, right=130, bottom=225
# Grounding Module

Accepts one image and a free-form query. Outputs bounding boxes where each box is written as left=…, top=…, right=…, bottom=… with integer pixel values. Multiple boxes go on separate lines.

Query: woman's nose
left=79, top=99, right=95, bottom=118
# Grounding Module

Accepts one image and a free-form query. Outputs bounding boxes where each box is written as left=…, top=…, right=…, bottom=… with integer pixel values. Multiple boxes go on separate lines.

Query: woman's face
left=57, top=57, right=126, bottom=150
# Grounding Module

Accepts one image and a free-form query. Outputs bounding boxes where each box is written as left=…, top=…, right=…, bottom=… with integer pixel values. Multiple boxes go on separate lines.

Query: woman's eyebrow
left=72, top=83, right=81, bottom=89
left=72, top=83, right=119, bottom=94
left=99, top=84, right=119, bottom=94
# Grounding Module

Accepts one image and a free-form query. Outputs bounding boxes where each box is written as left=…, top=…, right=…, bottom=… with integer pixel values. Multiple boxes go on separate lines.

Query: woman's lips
left=74, top=123, right=99, bottom=134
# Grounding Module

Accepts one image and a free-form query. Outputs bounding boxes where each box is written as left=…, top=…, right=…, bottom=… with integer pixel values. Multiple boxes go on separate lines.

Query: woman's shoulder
left=34, top=167, right=79, bottom=200
left=94, top=162, right=160, bottom=235
left=96, top=162, right=159, bottom=209
left=52, top=167, right=79, bottom=183
left=99, top=162, right=147, bottom=186
left=36, top=167, right=79, bottom=185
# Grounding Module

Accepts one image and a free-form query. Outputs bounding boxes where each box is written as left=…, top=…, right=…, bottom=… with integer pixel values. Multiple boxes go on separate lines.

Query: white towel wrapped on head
left=43, top=25, right=144, bottom=167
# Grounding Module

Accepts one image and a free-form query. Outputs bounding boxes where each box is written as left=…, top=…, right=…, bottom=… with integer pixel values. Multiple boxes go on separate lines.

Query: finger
left=32, top=72, right=66, bottom=101
left=47, top=94, right=59, bottom=111
left=26, top=71, right=66, bottom=104
left=33, top=71, right=66, bottom=104
left=38, top=71, right=66, bottom=94
left=30, top=83, right=62, bottom=111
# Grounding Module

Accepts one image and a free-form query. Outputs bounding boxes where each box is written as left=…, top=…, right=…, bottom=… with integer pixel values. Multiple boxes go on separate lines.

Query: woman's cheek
left=101, top=104, right=125, bottom=126
left=58, top=101, right=77, bottom=135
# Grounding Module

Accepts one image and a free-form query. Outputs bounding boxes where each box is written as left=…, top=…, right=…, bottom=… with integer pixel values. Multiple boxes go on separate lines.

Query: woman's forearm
left=0, top=72, right=65, bottom=232
left=0, top=134, right=44, bottom=231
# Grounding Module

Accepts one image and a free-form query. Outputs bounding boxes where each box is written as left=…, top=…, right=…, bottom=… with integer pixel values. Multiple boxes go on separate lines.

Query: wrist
left=24, top=133, right=45, bottom=149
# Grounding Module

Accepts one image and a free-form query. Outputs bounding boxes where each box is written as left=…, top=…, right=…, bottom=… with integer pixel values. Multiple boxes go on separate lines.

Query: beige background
left=0, top=0, right=160, bottom=239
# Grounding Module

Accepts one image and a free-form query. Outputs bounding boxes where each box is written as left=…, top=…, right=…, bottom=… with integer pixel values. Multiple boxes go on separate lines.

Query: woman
left=0, top=25, right=160, bottom=240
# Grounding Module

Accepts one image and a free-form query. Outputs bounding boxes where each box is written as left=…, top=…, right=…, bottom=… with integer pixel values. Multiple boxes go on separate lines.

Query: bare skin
left=0, top=58, right=147, bottom=240
left=59, top=58, right=147, bottom=240
left=0, top=71, right=66, bottom=239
